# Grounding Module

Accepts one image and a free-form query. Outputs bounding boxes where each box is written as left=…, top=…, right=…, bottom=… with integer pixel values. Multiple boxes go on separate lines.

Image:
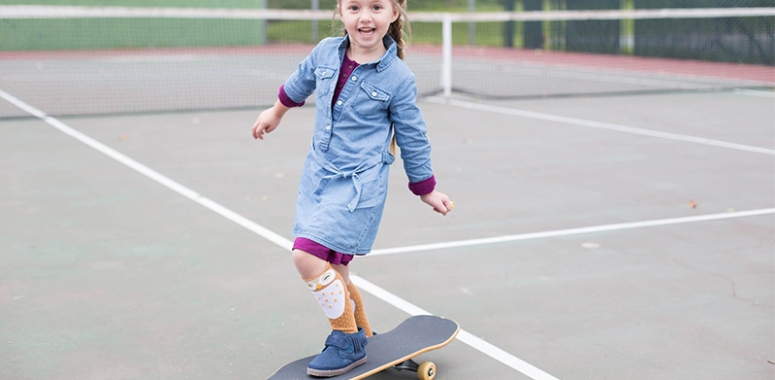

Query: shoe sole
left=306, top=356, right=367, bottom=377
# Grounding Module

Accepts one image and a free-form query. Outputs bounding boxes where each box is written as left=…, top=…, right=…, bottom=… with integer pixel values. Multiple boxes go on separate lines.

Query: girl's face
left=339, top=0, right=399, bottom=56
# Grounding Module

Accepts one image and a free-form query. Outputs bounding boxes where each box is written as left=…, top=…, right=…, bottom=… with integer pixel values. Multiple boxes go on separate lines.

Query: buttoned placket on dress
left=331, top=65, right=353, bottom=122
left=317, top=67, right=336, bottom=152
left=325, top=64, right=363, bottom=151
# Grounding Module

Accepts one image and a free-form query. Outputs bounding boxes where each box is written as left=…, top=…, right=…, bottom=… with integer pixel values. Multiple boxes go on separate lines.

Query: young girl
left=252, top=0, right=452, bottom=376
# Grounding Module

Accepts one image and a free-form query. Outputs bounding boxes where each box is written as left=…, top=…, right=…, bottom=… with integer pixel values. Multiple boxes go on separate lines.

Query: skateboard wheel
left=417, top=361, right=436, bottom=380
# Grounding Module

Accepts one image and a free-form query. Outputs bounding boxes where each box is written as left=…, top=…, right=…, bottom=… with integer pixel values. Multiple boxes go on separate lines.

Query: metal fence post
left=258, top=0, right=267, bottom=45
left=468, top=0, right=476, bottom=45
left=504, top=0, right=515, bottom=48
left=311, top=0, right=319, bottom=42
left=441, top=13, right=452, bottom=97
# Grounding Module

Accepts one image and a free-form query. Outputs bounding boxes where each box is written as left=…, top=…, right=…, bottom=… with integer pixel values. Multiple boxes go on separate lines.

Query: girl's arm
left=253, top=38, right=333, bottom=140
left=252, top=100, right=290, bottom=140
left=390, top=76, right=454, bottom=216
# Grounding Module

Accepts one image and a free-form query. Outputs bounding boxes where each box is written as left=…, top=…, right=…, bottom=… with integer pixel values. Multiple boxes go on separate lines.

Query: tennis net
left=0, top=5, right=773, bottom=118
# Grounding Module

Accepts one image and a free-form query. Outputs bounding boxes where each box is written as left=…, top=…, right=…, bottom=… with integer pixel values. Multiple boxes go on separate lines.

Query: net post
left=468, top=0, right=476, bottom=45
left=441, top=13, right=453, bottom=98
left=620, top=0, right=634, bottom=55
left=504, top=0, right=515, bottom=47
left=311, top=0, right=319, bottom=42
left=257, top=0, right=267, bottom=45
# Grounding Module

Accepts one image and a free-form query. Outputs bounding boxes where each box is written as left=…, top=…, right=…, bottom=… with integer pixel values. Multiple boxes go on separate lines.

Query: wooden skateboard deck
left=267, top=315, right=459, bottom=380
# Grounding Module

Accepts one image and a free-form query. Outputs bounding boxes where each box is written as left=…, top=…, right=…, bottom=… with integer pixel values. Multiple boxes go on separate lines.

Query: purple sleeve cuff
left=408, top=175, right=436, bottom=196
left=278, top=85, right=305, bottom=108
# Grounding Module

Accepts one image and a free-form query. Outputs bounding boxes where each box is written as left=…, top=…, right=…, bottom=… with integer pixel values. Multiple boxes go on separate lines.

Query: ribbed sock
left=347, top=282, right=373, bottom=337
left=303, top=263, right=357, bottom=334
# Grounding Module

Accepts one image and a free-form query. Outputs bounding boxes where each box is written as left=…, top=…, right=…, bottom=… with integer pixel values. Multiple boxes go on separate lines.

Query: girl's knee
left=292, top=249, right=327, bottom=278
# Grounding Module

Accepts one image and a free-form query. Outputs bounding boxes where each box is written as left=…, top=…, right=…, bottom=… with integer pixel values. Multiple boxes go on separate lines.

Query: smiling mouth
left=358, top=28, right=376, bottom=36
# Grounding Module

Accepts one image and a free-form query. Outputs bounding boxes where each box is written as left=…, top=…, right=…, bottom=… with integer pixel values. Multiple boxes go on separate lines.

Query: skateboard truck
left=394, top=359, right=437, bottom=380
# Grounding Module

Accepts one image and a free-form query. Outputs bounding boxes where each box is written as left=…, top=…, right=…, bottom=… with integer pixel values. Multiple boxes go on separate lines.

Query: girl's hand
left=420, top=190, right=454, bottom=216
left=252, top=101, right=290, bottom=140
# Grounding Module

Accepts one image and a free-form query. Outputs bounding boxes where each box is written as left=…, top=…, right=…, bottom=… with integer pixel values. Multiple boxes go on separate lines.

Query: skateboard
left=267, top=315, right=459, bottom=380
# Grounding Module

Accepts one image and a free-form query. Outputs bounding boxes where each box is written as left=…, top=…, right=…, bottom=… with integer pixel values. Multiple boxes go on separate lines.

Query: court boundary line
left=370, top=208, right=775, bottom=256
left=0, top=88, right=560, bottom=380
left=734, top=89, right=775, bottom=98
left=425, top=97, right=775, bottom=156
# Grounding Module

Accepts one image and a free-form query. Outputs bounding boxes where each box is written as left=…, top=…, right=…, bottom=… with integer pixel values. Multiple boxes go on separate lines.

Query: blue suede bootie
left=307, top=328, right=368, bottom=377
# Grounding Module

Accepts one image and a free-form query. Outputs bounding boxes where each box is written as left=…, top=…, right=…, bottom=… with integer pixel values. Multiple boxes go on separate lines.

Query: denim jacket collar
left=337, top=35, right=397, bottom=72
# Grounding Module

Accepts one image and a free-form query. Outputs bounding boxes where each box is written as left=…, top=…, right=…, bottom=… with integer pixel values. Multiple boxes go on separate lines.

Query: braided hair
left=387, top=0, right=409, bottom=60
left=385, top=0, right=409, bottom=154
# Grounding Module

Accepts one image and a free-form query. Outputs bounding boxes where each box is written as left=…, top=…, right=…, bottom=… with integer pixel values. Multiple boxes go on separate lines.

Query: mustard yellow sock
left=346, top=282, right=373, bottom=337
left=303, top=263, right=357, bottom=334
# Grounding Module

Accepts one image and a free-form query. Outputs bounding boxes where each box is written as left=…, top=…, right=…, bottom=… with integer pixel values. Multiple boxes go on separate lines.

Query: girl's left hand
left=420, top=190, right=454, bottom=216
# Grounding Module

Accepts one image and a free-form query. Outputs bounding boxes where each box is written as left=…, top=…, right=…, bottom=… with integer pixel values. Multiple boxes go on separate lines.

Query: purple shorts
left=293, top=237, right=354, bottom=266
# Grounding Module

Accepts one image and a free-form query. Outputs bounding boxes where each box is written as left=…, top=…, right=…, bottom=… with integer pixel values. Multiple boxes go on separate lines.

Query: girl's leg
left=292, top=249, right=357, bottom=334
left=293, top=249, right=368, bottom=377
left=331, top=263, right=373, bottom=337
left=293, top=249, right=367, bottom=376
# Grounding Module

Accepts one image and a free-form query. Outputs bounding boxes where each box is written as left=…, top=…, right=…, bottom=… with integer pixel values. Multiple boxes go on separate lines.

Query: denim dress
left=282, top=36, right=433, bottom=255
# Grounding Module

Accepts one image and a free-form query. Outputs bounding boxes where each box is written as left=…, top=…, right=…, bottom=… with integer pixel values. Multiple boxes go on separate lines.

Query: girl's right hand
left=253, top=99, right=293, bottom=140
left=252, top=107, right=282, bottom=140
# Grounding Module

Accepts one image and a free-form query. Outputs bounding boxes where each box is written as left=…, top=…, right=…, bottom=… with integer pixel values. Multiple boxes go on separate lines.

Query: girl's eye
left=348, top=5, right=359, bottom=11
left=372, top=5, right=383, bottom=10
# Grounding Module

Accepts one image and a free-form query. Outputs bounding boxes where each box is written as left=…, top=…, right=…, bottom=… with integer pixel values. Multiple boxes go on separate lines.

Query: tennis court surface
left=1, top=4, right=774, bottom=380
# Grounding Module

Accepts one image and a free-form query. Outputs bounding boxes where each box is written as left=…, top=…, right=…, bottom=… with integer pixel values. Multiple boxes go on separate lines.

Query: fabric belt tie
left=311, top=149, right=384, bottom=212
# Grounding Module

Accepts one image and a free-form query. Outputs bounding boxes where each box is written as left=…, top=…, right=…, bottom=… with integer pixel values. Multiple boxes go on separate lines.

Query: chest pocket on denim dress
left=352, top=82, right=390, bottom=117
left=315, top=66, right=336, bottom=96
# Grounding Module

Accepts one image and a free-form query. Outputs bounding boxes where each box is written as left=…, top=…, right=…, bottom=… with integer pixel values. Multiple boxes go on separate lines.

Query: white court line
left=734, top=89, right=775, bottom=98
left=370, top=208, right=775, bottom=256
left=426, top=97, right=775, bottom=156
left=0, top=88, right=559, bottom=380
